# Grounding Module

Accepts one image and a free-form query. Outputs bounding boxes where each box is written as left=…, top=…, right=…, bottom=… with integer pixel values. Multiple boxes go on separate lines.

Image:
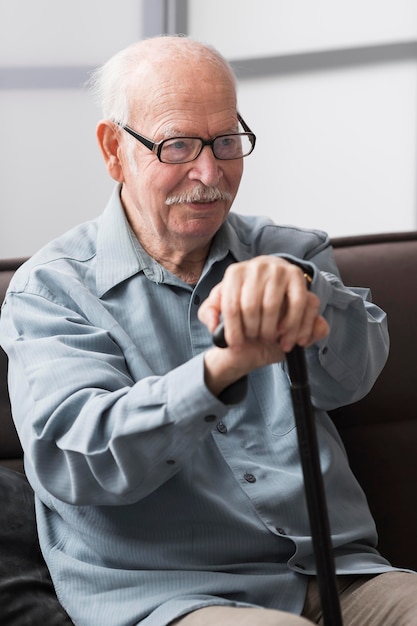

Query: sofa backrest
left=1, top=233, right=417, bottom=569
left=329, top=231, right=417, bottom=571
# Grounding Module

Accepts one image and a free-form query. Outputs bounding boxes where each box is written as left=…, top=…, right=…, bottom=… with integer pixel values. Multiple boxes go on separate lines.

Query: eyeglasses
left=116, top=113, right=256, bottom=164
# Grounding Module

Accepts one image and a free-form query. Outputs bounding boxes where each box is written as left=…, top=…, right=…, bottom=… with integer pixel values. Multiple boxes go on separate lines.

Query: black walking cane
left=286, top=345, right=343, bottom=625
left=213, top=324, right=343, bottom=626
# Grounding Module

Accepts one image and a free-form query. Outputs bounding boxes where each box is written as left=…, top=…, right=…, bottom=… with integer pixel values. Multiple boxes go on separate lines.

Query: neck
left=157, top=253, right=208, bottom=284
left=139, top=237, right=211, bottom=284
left=120, top=191, right=214, bottom=284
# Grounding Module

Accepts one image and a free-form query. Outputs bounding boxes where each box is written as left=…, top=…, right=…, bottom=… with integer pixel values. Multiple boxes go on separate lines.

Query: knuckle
left=241, top=303, right=258, bottom=321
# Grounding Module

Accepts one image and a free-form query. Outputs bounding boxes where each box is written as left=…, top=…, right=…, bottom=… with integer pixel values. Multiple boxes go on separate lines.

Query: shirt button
left=244, top=473, right=256, bottom=483
left=193, top=294, right=201, bottom=305
left=216, top=421, right=228, bottom=434
left=166, top=459, right=176, bottom=465
left=276, top=528, right=287, bottom=535
left=322, top=346, right=328, bottom=355
left=204, top=414, right=216, bottom=423
left=295, top=563, right=306, bottom=570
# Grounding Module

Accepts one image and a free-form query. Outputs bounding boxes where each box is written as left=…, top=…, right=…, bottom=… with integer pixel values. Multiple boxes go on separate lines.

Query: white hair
left=88, top=35, right=236, bottom=126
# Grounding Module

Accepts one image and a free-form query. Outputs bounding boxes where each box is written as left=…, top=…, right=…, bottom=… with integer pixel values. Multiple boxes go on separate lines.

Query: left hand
left=199, top=255, right=329, bottom=354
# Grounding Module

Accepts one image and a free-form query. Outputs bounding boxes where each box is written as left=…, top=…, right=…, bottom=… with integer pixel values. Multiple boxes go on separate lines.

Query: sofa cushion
left=0, top=466, right=73, bottom=625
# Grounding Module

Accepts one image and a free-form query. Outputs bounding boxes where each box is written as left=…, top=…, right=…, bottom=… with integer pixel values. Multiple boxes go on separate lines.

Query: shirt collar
left=95, top=185, right=144, bottom=297
left=209, top=214, right=254, bottom=265
left=95, top=185, right=253, bottom=296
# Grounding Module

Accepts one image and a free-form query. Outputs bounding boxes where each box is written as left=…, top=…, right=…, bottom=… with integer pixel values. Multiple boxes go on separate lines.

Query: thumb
left=198, top=284, right=222, bottom=333
left=304, top=315, right=330, bottom=348
left=314, top=315, right=330, bottom=340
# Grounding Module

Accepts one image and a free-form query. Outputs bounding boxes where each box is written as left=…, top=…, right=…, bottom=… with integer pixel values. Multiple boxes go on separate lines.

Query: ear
left=96, top=120, right=125, bottom=182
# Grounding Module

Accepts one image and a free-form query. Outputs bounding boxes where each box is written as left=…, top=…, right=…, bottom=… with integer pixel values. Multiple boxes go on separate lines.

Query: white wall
left=189, top=0, right=417, bottom=237
left=189, top=0, right=417, bottom=58
left=232, top=60, right=417, bottom=236
left=0, top=0, right=142, bottom=66
left=1, top=0, right=143, bottom=258
left=1, top=0, right=417, bottom=257
left=1, top=89, right=114, bottom=253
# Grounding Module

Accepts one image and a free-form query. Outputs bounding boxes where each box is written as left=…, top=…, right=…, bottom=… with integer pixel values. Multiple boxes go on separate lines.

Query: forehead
left=128, top=59, right=238, bottom=138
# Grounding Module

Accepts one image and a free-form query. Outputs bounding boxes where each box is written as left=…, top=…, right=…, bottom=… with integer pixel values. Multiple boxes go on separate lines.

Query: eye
left=220, top=137, right=235, bottom=147
left=170, top=140, right=188, bottom=151
left=161, top=138, right=200, bottom=163
left=214, top=135, right=242, bottom=158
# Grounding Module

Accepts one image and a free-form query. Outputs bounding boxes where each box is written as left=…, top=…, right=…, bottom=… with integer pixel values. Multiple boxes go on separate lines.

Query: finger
left=294, top=293, right=323, bottom=347
left=276, top=274, right=311, bottom=351
left=239, top=257, right=291, bottom=341
left=239, top=270, right=273, bottom=339
left=282, top=313, right=329, bottom=352
left=216, top=267, right=246, bottom=347
left=304, top=315, right=330, bottom=346
left=257, top=275, right=287, bottom=341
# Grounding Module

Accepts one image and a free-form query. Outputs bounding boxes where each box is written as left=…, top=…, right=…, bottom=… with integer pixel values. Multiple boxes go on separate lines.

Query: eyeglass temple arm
left=115, top=121, right=156, bottom=152
left=237, top=112, right=253, bottom=134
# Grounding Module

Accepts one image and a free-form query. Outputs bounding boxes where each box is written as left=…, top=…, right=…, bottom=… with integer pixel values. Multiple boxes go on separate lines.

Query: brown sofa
left=1, top=232, right=417, bottom=622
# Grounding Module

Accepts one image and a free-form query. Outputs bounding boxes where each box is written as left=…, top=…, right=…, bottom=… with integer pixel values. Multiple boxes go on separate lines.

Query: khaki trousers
left=171, top=572, right=417, bottom=626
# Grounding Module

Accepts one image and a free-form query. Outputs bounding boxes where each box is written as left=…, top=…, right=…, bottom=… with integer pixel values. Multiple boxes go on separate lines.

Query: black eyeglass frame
left=115, top=113, right=256, bottom=164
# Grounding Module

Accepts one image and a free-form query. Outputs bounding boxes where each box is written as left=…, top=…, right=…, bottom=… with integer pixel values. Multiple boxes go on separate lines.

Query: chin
left=185, top=214, right=227, bottom=236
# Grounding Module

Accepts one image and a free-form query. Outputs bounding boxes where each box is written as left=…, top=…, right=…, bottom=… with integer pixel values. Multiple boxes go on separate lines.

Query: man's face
left=117, top=62, right=244, bottom=253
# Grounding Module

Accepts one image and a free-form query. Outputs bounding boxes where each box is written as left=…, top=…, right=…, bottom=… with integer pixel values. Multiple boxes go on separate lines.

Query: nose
left=188, top=145, right=223, bottom=187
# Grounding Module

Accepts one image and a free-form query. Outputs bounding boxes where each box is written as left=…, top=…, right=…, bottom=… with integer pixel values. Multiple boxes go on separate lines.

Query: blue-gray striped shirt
left=0, top=185, right=399, bottom=626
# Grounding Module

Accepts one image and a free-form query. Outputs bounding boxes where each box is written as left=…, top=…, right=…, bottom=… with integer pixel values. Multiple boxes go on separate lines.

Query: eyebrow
left=159, top=125, right=185, bottom=139
left=159, top=123, right=240, bottom=140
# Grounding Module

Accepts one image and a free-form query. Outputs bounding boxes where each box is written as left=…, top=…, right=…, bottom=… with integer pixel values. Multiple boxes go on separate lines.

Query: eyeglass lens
left=160, top=134, right=253, bottom=163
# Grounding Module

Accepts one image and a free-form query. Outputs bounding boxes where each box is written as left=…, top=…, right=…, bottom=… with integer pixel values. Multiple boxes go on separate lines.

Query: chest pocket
left=249, top=364, right=297, bottom=436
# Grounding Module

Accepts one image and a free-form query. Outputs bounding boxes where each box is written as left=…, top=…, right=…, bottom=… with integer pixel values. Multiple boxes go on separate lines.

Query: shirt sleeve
left=0, top=287, right=243, bottom=506
left=280, top=244, right=389, bottom=411
left=0, top=226, right=389, bottom=506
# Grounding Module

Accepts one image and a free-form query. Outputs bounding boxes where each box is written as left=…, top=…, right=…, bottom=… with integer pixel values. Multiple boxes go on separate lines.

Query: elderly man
left=0, top=36, right=416, bottom=626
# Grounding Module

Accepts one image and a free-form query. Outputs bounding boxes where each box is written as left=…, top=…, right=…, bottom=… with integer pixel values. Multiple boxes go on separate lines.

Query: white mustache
left=165, top=186, right=233, bottom=206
